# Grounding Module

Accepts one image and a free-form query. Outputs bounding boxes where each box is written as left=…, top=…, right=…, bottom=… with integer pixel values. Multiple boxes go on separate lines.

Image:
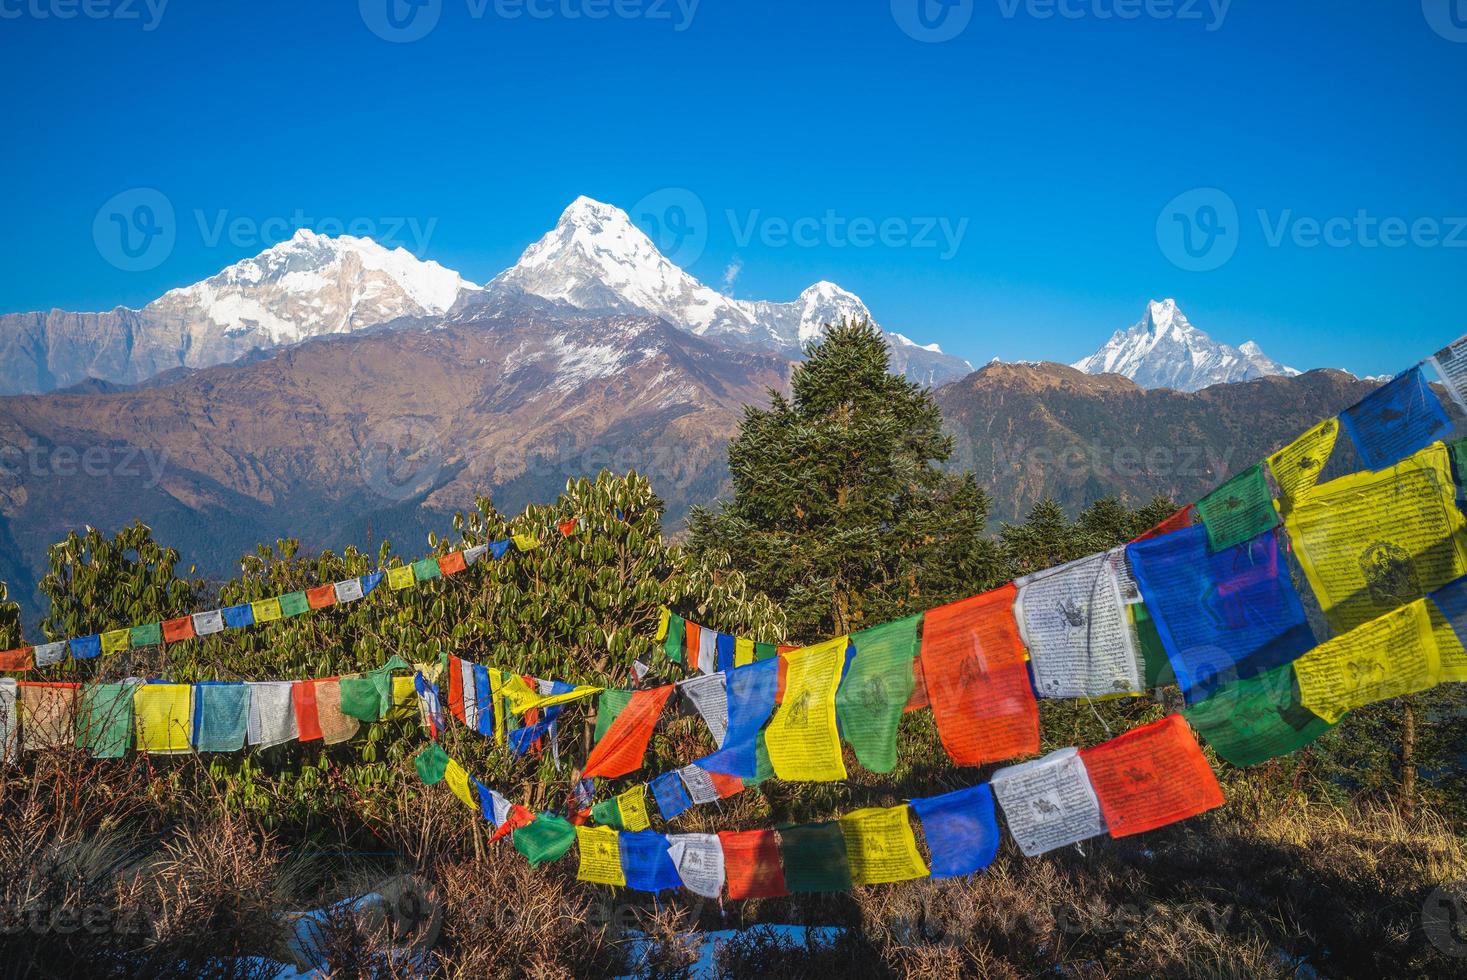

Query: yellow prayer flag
left=512, top=533, right=541, bottom=552
left=764, top=637, right=849, bottom=782
left=1294, top=601, right=1441, bottom=723
left=734, top=637, right=755, bottom=667
left=490, top=669, right=506, bottom=744
left=134, top=684, right=194, bottom=753
left=1267, top=417, right=1340, bottom=506
left=1284, top=444, right=1467, bottom=633
left=840, top=805, right=930, bottom=885
left=251, top=598, right=283, bottom=624
left=389, top=675, right=418, bottom=719
left=101, top=629, right=131, bottom=655
left=655, top=606, right=671, bottom=643
left=388, top=566, right=416, bottom=591
left=414, top=660, right=443, bottom=684
left=616, top=785, right=651, bottom=832
left=499, top=674, right=541, bottom=715
left=575, top=825, right=626, bottom=886
left=444, top=758, right=477, bottom=810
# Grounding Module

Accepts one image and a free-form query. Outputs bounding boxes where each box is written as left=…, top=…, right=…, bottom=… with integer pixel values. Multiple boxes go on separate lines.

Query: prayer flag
left=719, top=829, right=788, bottom=899
left=617, top=785, right=651, bottom=831
left=222, top=604, right=255, bottom=629
left=734, top=637, right=755, bottom=667
left=920, top=586, right=1040, bottom=765
left=192, top=682, right=250, bottom=752
left=314, top=679, right=360, bottom=744
left=679, top=764, right=721, bottom=805
left=411, top=558, right=441, bottom=582
left=129, top=622, right=162, bottom=647
left=278, top=592, right=310, bottom=617
left=134, top=683, right=194, bottom=753
left=1429, top=575, right=1467, bottom=681
left=514, top=814, right=577, bottom=867
left=1267, top=417, right=1341, bottom=507
left=446, top=655, right=466, bottom=722
left=0, top=647, right=32, bottom=671
left=334, top=578, right=365, bottom=604
left=576, top=825, right=626, bottom=886
left=471, top=664, right=495, bottom=737
left=490, top=539, right=512, bottom=560
left=69, top=634, right=102, bottom=660
left=582, top=685, right=674, bottom=779
left=19, top=682, right=77, bottom=750
left=192, top=610, right=224, bottom=636
left=699, top=658, right=780, bottom=779
left=620, top=832, right=681, bottom=892
left=911, top=784, right=1001, bottom=879
left=1195, top=465, right=1279, bottom=552
left=765, top=637, right=849, bottom=782
left=77, top=683, right=132, bottom=758
left=1131, top=504, right=1196, bottom=543
left=1292, top=600, right=1442, bottom=722
left=697, top=627, right=719, bottom=675
left=162, top=616, right=196, bottom=644
left=1128, top=526, right=1315, bottom=704
left=716, top=633, right=736, bottom=673
left=512, top=533, right=540, bottom=552
left=1015, top=550, right=1144, bottom=699
left=464, top=545, right=489, bottom=566
left=251, top=598, right=283, bottom=624
left=101, top=629, right=131, bottom=655
left=558, top=518, right=580, bottom=537
left=438, top=551, right=468, bottom=576
left=667, top=833, right=725, bottom=899
left=246, top=681, right=297, bottom=747
left=840, top=805, right=930, bottom=885
left=777, top=821, right=852, bottom=893
left=1183, top=663, right=1335, bottom=767
left=388, top=566, right=416, bottom=591
left=1341, top=366, right=1451, bottom=470
left=663, top=613, right=686, bottom=664
left=651, top=770, right=694, bottom=821
left=1080, top=714, right=1224, bottom=837
left=292, top=681, right=323, bottom=742
left=656, top=607, right=671, bottom=642
left=686, top=625, right=702, bottom=673
left=415, top=744, right=449, bottom=785
left=306, top=585, right=337, bottom=610
left=0, top=679, right=16, bottom=763
left=836, top=615, right=919, bottom=773
left=991, top=747, right=1106, bottom=857
left=444, top=758, right=477, bottom=810
left=33, top=642, right=66, bottom=667
left=754, top=641, right=779, bottom=662
left=678, top=673, right=729, bottom=745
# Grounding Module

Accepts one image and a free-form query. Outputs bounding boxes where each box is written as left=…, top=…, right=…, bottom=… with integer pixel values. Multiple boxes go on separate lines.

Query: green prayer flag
left=340, top=676, right=386, bottom=722
left=744, top=732, right=775, bottom=788
left=1195, top=464, right=1279, bottom=552
left=415, top=744, right=450, bottom=785
left=778, top=821, right=852, bottom=893
left=412, top=558, right=442, bottom=582
left=278, top=591, right=310, bottom=617
left=1183, top=663, right=1335, bottom=768
left=1131, top=603, right=1176, bottom=689
left=1449, top=438, right=1467, bottom=488
left=753, top=641, right=779, bottom=662
left=591, top=797, right=625, bottom=830
left=663, top=614, right=686, bottom=664
left=129, top=622, right=162, bottom=647
left=836, top=616, right=918, bottom=773
left=513, top=814, right=577, bottom=867
left=78, top=683, right=132, bottom=758
left=594, top=689, right=634, bottom=744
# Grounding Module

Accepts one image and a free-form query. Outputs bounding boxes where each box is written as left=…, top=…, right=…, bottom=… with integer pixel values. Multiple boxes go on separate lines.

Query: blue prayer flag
left=620, top=832, right=681, bottom=892
left=1128, top=526, right=1315, bottom=704
left=192, top=682, right=251, bottom=752
left=697, top=658, right=780, bottom=779
left=911, top=784, right=1001, bottom=879
left=1430, top=575, right=1467, bottom=648
left=1341, top=366, right=1451, bottom=471
left=650, top=771, right=693, bottom=821
left=491, top=539, right=512, bottom=560
left=715, top=633, right=736, bottom=673
left=70, top=634, right=102, bottom=660
left=221, top=604, right=255, bottom=629
left=475, top=780, right=496, bottom=823
left=360, top=572, right=385, bottom=595
left=471, top=664, right=496, bottom=738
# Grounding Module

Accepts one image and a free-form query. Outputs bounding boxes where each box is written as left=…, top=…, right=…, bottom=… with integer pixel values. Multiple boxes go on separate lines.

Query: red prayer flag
left=719, top=829, right=788, bottom=900
left=0, top=647, right=34, bottom=671
left=292, top=681, right=323, bottom=742
left=1131, top=504, right=1197, bottom=544
left=709, top=769, right=744, bottom=799
left=557, top=518, right=580, bottom=537
left=905, top=657, right=929, bottom=713
left=306, top=585, right=337, bottom=609
left=161, top=616, right=196, bottom=644
left=438, top=551, right=468, bottom=576
left=447, top=656, right=466, bottom=723
left=581, top=685, right=675, bottom=779
left=920, top=584, right=1040, bottom=766
left=1080, top=714, right=1225, bottom=837
left=491, top=804, right=535, bottom=841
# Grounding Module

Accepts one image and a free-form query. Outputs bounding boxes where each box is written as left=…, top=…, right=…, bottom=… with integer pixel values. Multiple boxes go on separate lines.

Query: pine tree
left=687, top=320, right=1003, bottom=639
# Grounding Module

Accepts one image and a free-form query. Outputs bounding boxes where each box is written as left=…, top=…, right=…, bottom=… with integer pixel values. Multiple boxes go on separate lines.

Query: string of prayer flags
left=620, top=832, right=682, bottom=892
left=678, top=673, right=729, bottom=746
left=247, top=681, right=298, bottom=748
left=777, top=821, right=852, bottom=893
left=1195, top=464, right=1280, bottom=553
left=582, top=685, right=674, bottom=779
left=1284, top=443, right=1467, bottom=632
left=193, top=682, right=251, bottom=752
left=667, top=833, right=725, bottom=899
left=835, top=615, right=919, bottom=773
left=576, top=825, right=626, bottom=887
left=764, top=636, right=849, bottom=782
left=1341, top=366, right=1451, bottom=471
left=134, top=683, right=194, bottom=754
left=1267, top=417, right=1341, bottom=507
left=1079, top=715, right=1225, bottom=837
left=0, top=679, right=16, bottom=763
left=1015, top=550, right=1144, bottom=699
left=910, top=784, right=1001, bottom=879
left=1292, top=600, right=1442, bottom=723
left=1182, top=663, right=1334, bottom=768
left=718, top=829, right=788, bottom=900
left=840, top=805, right=930, bottom=885
left=920, top=586, right=1040, bottom=767
left=651, top=771, right=694, bottom=821
left=78, top=682, right=133, bottom=758
left=1127, top=526, right=1315, bottom=704
left=698, top=658, right=780, bottom=779
left=514, top=814, right=577, bottom=867
left=1429, top=334, right=1467, bottom=415
left=991, top=747, right=1106, bottom=857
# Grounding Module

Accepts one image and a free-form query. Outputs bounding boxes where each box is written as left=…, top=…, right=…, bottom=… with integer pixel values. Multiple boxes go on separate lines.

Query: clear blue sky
left=2, top=0, right=1464, bottom=376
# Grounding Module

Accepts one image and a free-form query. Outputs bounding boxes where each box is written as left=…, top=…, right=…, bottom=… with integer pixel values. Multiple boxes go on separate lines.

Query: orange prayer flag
left=1130, top=504, right=1196, bottom=544
left=708, top=769, right=744, bottom=799
left=292, top=681, right=323, bottom=742
left=306, top=584, right=338, bottom=609
left=686, top=628, right=702, bottom=673
left=905, top=657, right=930, bottom=713
left=161, top=616, right=195, bottom=644
left=1079, top=714, right=1225, bottom=837
left=438, top=551, right=468, bottom=576
left=558, top=518, right=580, bottom=537
left=719, top=829, right=787, bottom=900
left=582, top=685, right=675, bottom=779
left=446, top=655, right=466, bottom=723
left=920, top=584, right=1040, bottom=766
left=0, top=647, right=34, bottom=671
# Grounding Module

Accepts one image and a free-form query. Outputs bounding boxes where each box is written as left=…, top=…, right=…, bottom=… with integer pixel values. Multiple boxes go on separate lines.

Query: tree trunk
left=1401, top=697, right=1417, bottom=821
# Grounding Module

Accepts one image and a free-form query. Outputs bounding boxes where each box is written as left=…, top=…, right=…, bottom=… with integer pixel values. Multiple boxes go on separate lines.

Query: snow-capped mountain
left=0, top=231, right=478, bottom=395
left=1072, top=299, right=1298, bottom=392
left=482, top=197, right=972, bottom=386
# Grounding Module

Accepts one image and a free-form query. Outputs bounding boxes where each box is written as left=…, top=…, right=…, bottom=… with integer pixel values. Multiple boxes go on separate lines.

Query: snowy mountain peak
left=485, top=197, right=971, bottom=385
left=1073, top=299, right=1298, bottom=392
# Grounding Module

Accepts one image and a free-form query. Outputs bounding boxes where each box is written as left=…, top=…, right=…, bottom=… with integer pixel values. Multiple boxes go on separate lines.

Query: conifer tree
left=687, top=320, right=1002, bottom=639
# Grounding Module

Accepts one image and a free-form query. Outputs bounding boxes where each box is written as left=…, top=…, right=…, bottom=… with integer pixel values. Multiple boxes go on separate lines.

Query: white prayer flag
left=678, top=673, right=729, bottom=746
left=32, top=642, right=67, bottom=667
left=246, top=681, right=297, bottom=747
left=667, top=833, right=725, bottom=899
left=0, top=679, right=16, bottom=765
left=679, top=764, right=721, bottom=805
left=991, top=747, right=1106, bottom=856
left=334, top=578, right=365, bottom=604
left=698, top=627, right=719, bottom=676
left=192, top=609, right=225, bottom=636
left=1015, top=549, right=1143, bottom=698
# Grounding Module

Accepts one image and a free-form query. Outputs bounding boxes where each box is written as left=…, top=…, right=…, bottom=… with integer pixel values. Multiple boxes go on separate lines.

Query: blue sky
left=2, top=0, right=1464, bottom=376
